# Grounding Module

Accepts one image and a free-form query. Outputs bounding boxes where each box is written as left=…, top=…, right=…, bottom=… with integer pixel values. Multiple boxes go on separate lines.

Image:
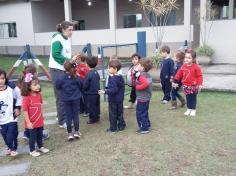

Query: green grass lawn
left=0, top=55, right=49, bottom=75
left=0, top=83, right=235, bottom=176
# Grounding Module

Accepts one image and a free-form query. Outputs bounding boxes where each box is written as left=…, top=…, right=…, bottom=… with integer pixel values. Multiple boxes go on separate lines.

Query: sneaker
left=190, top=110, right=196, bottom=116
left=30, top=150, right=40, bottom=157
left=59, top=123, right=67, bottom=129
left=10, top=151, right=18, bottom=157
left=83, top=113, right=89, bottom=117
left=162, top=100, right=168, bottom=104
left=67, top=133, right=74, bottom=141
left=106, top=128, right=117, bottom=133
left=73, top=131, right=81, bottom=139
left=38, top=147, right=49, bottom=153
left=124, top=102, right=134, bottom=109
left=136, top=129, right=150, bottom=134
left=42, top=132, right=49, bottom=140
left=184, top=109, right=191, bottom=116
left=22, top=134, right=29, bottom=140
left=6, top=149, right=11, bottom=156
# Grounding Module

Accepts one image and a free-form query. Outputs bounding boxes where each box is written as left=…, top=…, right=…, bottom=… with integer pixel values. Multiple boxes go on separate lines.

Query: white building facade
left=0, top=0, right=235, bottom=63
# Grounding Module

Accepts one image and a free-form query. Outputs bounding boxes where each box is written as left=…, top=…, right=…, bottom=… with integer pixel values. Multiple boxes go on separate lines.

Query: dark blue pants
left=136, top=101, right=151, bottom=131
left=171, top=88, right=181, bottom=101
left=80, top=93, right=88, bottom=114
left=64, top=100, right=80, bottom=133
left=29, top=127, right=43, bottom=152
left=161, top=79, right=172, bottom=101
left=87, top=94, right=100, bottom=122
left=0, top=122, right=18, bottom=151
left=186, top=94, right=197, bottom=109
left=129, top=86, right=136, bottom=103
left=108, top=102, right=126, bottom=131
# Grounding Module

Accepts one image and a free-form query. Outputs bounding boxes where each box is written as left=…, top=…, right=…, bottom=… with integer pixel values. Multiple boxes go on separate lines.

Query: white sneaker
left=38, top=147, right=49, bottom=153
left=10, top=151, right=18, bottom=157
left=184, top=109, right=191, bottom=116
left=162, top=100, right=168, bottom=104
left=190, top=110, right=196, bottom=116
left=124, top=103, right=134, bottom=109
left=30, top=150, right=40, bottom=157
left=73, top=131, right=81, bottom=139
left=59, top=123, right=67, bottom=129
left=68, top=133, right=74, bottom=141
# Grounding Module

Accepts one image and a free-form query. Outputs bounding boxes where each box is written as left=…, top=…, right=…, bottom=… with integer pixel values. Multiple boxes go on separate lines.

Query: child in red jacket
left=173, top=49, right=203, bottom=116
left=75, top=54, right=90, bottom=116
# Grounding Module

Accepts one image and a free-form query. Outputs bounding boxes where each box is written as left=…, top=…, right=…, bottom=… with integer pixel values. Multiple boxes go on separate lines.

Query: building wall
left=0, top=1, right=34, bottom=46
left=72, top=0, right=109, bottom=30
left=31, top=0, right=65, bottom=33
left=206, top=19, right=236, bottom=64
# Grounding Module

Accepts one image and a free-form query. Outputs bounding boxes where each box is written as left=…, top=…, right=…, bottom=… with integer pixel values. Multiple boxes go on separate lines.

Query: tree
left=137, top=0, right=178, bottom=51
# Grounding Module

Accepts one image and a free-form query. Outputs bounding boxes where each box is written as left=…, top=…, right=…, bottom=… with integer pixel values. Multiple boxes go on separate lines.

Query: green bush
left=197, top=45, right=214, bottom=57
left=150, top=52, right=162, bottom=68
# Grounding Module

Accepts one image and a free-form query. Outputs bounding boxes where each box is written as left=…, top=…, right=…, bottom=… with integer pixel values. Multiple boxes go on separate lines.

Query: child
left=21, top=73, right=49, bottom=157
left=169, top=51, right=186, bottom=110
left=124, top=53, right=141, bottom=109
left=83, top=56, right=100, bottom=124
left=160, top=46, right=175, bottom=104
left=0, top=68, right=21, bottom=156
left=135, top=59, right=153, bottom=134
left=18, top=64, right=49, bottom=140
left=56, top=60, right=82, bottom=140
left=99, top=60, right=126, bottom=132
left=173, top=49, right=203, bottom=116
left=75, top=53, right=90, bottom=117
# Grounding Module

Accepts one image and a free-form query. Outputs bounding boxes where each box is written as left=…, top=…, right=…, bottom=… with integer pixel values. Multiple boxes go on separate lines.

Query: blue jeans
left=161, top=79, right=172, bottom=101
left=186, top=94, right=197, bottom=109
left=64, top=100, right=80, bottom=133
left=29, top=127, right=43, bottom=152
left=136, top=101, right=151, bottom=131
left=108, top=102, right=126, bottom=131
left=87, top=94, right=100, bottom=122
left=0, top=122, right=18, bottom=151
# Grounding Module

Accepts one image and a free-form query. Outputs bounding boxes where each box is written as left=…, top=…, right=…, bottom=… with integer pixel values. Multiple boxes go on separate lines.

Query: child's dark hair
left=0, top=68, right=8, bottom=85
left=140, top=59, right=153, bottom=72
left=86, top=56, right=98, bottom=68
left=64, top=60, right=77, bottom=78
left=175, top=51, right=185, bottom=63
left=186, top=49, right=197, bottom=63
left=56, top=21, right=73, bottom=33
left=21, top=76, right=40, bottom=96
left=18, top=64, right=37, bottom=88
left=108, top=60, right=122, bottom=71
left=161, top=45, right=170, bottom=54
left=80, top=54, right=88, bottom=62
left=131, top=53, right=141, bottom=60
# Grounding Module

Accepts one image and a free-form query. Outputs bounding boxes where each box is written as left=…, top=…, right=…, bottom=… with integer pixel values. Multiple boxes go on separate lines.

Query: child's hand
left=14, top=109, right=21, bottom=117
left=27, top=122, right=33, bottom=129
left=98, top=90, right=105, bottom=95
left=134, top=71, right=140, bottom=79
left=172, top=82, right=179, bottom=89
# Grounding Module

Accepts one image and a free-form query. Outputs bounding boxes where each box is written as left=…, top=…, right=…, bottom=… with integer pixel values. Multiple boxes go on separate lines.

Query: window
left=124, top=14, right=142, bottom=28
left=149, top=10, right=176, bottom=26
left=0, top=22, right=17, bottom=39
left=73, top=20, right=85, bottom=31
left=211, top=0, right=229, bottom=19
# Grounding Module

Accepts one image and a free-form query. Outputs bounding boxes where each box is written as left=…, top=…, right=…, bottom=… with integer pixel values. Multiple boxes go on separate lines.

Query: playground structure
left=7, top=45, right=51, bottom=81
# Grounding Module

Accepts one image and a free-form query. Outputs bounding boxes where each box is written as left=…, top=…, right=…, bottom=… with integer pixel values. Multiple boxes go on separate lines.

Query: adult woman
left=49, top=21, right=77, bottom=128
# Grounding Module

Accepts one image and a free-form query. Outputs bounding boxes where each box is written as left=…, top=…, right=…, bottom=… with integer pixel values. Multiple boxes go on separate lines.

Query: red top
left=22, top=92, right=44, bottom=128
left=76, top=63, right=90, bottom=80
left=136, top=75, right=149, bottom=91
left=175, top=63, right=203, bottom=86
